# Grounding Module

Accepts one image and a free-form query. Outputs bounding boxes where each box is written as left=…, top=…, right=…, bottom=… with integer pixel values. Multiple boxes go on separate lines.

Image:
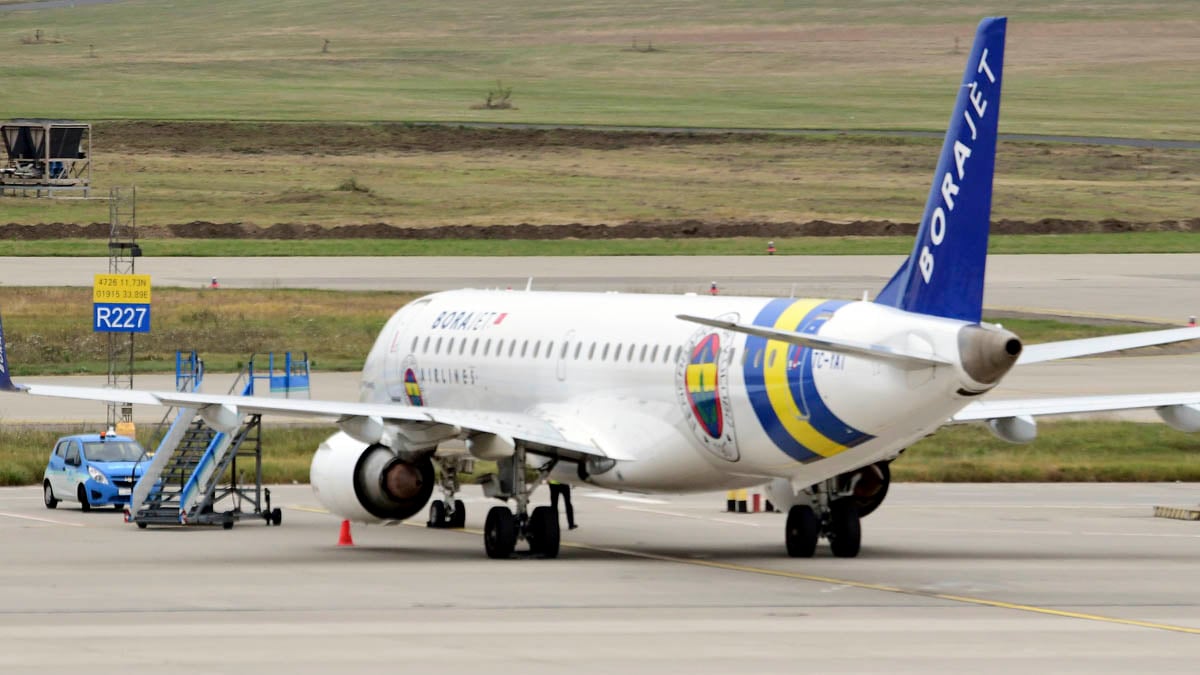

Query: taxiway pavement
left=1, top=483, right=1197, bottom=674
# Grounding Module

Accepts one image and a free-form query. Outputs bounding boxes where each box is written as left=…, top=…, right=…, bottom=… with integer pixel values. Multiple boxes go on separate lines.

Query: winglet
left=874, top=17, right=1007, bottom=323
left=0, top=311, right=28, bottom=392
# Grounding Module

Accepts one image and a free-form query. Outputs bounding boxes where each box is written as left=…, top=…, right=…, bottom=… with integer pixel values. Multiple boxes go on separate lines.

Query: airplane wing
left=676, top=314, right=952, bottom=366
left=1016, top=326, right=1200, bottom=365
left=3, top=382, right=632, bottom=462
left=952, top=392, right=1200, bottom=422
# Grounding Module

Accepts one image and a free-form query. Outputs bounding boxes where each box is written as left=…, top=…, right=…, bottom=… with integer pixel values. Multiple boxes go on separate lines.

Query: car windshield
left=83, top=441, right=145, bottom=463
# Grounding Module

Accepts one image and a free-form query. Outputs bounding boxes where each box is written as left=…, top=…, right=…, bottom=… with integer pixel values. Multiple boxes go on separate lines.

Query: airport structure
left=0, top=120, right=91, bottom=196
left=130, top=352, right=307, bottom=528
left=106, top=187, right=140, bottom=431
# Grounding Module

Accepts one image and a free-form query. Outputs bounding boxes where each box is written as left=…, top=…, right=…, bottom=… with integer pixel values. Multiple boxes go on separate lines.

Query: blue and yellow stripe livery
left=742, top=299, right=873, bottom=463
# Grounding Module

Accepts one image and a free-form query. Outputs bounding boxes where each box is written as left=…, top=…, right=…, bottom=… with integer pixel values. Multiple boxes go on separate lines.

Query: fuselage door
left=383, top=298, right=431, bottom=404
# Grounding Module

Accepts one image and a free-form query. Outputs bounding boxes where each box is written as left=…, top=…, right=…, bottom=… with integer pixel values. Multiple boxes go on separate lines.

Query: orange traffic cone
left=337, top=519, right=354, bottom=546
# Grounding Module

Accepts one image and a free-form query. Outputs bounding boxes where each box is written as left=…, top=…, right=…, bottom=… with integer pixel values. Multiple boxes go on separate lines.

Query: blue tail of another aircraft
left=874, top=17, right=1006, bottom=323
left=0, top=311, right=27, bottom=392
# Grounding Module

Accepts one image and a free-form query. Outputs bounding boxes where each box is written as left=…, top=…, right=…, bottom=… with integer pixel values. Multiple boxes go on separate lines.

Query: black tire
left=527, top=505, right=561, bottom=559
left=77, top=485, right=91, bottom=512
left=450, top=499, right=466, bottom=528
left=427, top=499, right=446, bottom=528
left=785, top=504, right=819, bottom=558
left=136, top=521, right=148, bottom=529
left=271, top=508, right=283, bottom=526
left=222, top=517, right=235, bottom=530
left=43, top=481, right=58, bottom=509
left=484, top=506, right=517, bottom=559
left=828, top=498, right=862, bottom=558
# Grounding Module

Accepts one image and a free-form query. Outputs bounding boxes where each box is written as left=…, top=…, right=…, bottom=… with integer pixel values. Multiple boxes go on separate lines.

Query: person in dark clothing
left=548, top=479, right=577, bottom=529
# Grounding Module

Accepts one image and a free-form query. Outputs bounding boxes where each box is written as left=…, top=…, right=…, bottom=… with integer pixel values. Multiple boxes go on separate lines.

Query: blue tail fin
left=0, top=311, right=27, bottom=392
left=874, top=17, right=1006, bottom=323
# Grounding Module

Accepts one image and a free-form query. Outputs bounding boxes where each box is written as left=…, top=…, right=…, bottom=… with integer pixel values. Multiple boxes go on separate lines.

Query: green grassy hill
left=1, top=0, right=1196, bottom=138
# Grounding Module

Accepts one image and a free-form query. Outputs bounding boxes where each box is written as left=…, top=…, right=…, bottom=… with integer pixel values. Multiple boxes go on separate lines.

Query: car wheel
left=43, top=481, right=58, bottom=509
left=77, top=485, right=91, bottom=512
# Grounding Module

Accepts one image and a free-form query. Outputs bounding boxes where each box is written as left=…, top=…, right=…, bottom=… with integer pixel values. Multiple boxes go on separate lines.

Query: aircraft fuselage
left=359, top=289, right=989, bottom=492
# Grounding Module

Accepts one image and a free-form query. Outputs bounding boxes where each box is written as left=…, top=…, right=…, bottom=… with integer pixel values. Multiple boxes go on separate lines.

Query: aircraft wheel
left=450, top=499, right=466, bottom=528
left=527, top=505, right=560, bottom=559
left=271, top=508, right=283, bottom=526
left=827, top=498, right=862, bottom=558
left=427, top=499, right=446, bottom=528
left=484, top=506, right=517, bottom=559
left=77, top=485, right=91, bottom=512
left=43, top=481, right=58, bottom=509
left=785, top=504, right=818, bottom=558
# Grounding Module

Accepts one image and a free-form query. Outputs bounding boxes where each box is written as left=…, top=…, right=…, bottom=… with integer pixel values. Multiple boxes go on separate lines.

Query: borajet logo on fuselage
left=918, top=47, right=997, bottom=284
left=430, top=310, right=508, bottom=331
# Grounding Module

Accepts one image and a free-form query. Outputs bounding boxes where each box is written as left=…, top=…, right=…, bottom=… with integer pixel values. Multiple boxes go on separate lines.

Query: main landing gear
left=785, top=477, right=862, bottom=558
left=481, top=443, right=559, bottom=560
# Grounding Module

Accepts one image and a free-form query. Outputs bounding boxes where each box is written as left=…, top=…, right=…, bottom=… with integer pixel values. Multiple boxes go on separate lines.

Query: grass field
left=0, top=287, right=416, bottom=375
left=1, top=1, right=1197, bottom=138
left=1, top=420, right=1196, bottom=486
left=0, top=130, right=1197, bottom=230
left=2, top=3, right=1197, bottom=235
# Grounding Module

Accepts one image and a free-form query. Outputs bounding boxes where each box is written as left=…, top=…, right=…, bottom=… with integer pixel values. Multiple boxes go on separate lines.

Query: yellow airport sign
left=93, top=274, right=152, bottom=303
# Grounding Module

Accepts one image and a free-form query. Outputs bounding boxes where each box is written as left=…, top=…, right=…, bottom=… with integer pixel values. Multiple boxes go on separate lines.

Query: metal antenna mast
left=106, top=186, right=137, bottom=430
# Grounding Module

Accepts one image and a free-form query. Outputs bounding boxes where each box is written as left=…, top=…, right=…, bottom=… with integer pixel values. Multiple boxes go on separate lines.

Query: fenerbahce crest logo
left=400, top=354, right=424, bottom=406
left=675, top=321, right=739, bottom=462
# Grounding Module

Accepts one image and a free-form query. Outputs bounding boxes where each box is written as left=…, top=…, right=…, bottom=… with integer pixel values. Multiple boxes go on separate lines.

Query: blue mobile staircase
left=129, top=351, right=309, bottom=529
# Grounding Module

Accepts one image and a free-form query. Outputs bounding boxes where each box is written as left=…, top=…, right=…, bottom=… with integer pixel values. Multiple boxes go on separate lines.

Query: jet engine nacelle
left=986, top=415, right=1038, bottom=444
left=845, top=461, right=891, bottom=518
left=1157, top=404, right=1200, bottom=433
left=310, top=431, right=435, bottom=523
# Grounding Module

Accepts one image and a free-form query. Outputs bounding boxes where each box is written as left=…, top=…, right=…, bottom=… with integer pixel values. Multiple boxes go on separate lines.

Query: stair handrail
left=194, top=414, right=261, bottom=512
left=178, top=377, right=256, bottom=515
left=131, top=406, right=198, bottom=517
left=148, top=351, right=204, bottom=449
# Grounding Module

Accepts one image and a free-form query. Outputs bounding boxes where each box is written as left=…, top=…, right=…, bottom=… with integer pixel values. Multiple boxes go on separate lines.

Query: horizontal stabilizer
left=953, top=392, right=1200, bottom=422
left=677, top=314, right=951, bottom=367
left=1018, top=326, right=1200, bottom=365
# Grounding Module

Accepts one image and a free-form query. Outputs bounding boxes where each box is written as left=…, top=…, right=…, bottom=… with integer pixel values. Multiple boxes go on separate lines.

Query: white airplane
left=2, top=16, right=1198, bottom=559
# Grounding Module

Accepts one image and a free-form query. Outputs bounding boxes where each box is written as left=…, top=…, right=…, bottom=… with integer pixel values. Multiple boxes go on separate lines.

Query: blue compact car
left=43, top=433, right=149, bottom=511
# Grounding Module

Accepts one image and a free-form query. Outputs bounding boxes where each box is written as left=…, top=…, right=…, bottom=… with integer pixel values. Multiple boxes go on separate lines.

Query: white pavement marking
left=578, top=491, right=669, bottom=504
left=0, top=511, right=85, bottom=527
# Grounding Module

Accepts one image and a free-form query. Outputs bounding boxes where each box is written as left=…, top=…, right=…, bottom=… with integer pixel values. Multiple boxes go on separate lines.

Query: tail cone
left=337, top=519, right=354, bottom=546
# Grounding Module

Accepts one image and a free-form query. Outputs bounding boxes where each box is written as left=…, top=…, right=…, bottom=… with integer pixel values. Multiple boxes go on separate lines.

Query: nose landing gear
left=427, top=454, right=471, bottom=529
